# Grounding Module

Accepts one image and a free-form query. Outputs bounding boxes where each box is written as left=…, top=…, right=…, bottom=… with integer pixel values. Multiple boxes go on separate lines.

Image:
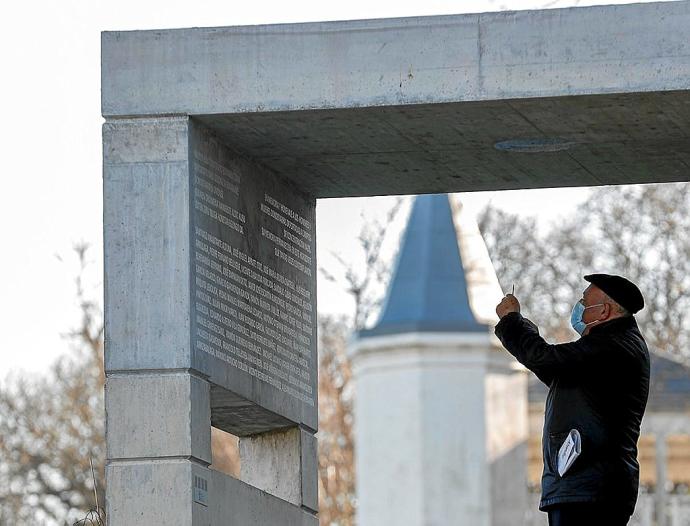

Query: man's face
left=581, top=284, right=608, bottom=326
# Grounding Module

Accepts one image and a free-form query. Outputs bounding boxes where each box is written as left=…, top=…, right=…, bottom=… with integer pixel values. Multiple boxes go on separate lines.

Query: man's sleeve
left=494, top=312, right=605, bottom=385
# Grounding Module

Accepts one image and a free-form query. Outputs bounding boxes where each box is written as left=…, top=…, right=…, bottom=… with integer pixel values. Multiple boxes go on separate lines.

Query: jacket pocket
left=548, top=431, right=570, bottom=479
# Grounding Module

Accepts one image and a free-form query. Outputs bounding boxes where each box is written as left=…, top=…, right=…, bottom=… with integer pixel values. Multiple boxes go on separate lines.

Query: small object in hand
left=511, top=284, right=515, bottom=296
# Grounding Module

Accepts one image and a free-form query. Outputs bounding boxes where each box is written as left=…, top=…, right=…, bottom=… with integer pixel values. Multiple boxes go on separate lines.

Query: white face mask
left=570, top=301, right=605, bottom=335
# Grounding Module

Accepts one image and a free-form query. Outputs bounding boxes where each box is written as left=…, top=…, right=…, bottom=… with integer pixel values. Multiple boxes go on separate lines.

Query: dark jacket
left=495, top=313, right=650, bottom=515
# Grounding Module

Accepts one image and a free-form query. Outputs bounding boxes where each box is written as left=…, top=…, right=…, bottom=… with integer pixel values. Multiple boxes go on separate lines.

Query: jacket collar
left=588, top=315, right=637, bottom=335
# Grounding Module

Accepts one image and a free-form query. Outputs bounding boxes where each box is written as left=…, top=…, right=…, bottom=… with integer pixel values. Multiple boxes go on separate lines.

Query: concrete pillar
left=105, top=372, right=213, bottom=524
left=104, top=116, right=208, bottom=524
left=103, top=116, right=318, bottom=525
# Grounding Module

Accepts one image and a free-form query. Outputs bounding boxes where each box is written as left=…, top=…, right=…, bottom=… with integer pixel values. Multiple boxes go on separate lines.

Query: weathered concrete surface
left=102, top=2, right=690, bottom=197
left=198, top=92, right=690, bottom=197
left=103, top=115, right=320, bottom=524
left=103, top=117, right=192, bottom=371
left=106, top=460, right=203, bottom=525
left=105, top=372, right=211, bottom=463
left=102, top=2, right=690, bottom=116
left=238, top=427, right=318, bottom=511
left=209, top=469, right=318, bottom=525
left=107, top=461, right=317, bottom=525
left=299, top=429, right=319, bottom=513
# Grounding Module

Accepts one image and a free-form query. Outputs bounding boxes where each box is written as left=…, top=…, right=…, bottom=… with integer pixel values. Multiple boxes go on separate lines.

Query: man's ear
left=602, top=303, right=612, bottom=320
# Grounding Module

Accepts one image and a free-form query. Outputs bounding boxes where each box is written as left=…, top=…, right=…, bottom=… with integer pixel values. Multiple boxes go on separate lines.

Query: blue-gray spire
left=359, top=193, right=487, bottom=338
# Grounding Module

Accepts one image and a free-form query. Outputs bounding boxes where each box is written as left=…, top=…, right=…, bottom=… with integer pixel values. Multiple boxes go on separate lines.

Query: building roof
left=647, top=352, right=690, bottom=413
left=358, top=193, right=487, bottom=338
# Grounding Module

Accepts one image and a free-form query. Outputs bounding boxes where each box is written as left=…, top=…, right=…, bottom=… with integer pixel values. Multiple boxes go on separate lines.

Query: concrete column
left=656, top=433, right=669, bottom=526
left=103, top=116, right=212, bottom=524
left=103, top=116, right=318, bottom=525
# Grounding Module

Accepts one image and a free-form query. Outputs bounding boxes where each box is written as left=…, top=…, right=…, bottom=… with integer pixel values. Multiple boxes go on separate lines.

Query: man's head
left=574, top=274, right=644, bottom=336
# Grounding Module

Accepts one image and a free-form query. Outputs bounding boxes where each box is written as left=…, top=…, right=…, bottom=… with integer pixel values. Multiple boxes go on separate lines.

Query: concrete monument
left=102, top=2, right=689, bottom=524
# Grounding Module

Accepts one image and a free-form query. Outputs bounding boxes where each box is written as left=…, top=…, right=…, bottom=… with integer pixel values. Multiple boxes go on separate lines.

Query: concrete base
left=107, top=461, right=317, bottom=526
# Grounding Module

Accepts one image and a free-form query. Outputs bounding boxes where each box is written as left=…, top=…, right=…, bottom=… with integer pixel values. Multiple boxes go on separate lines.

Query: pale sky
left=0, top=0, right=661, bottom=376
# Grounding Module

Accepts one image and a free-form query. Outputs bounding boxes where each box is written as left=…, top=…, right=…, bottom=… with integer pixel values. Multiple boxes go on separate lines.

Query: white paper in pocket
left=557, top=429, right=582, bottom=477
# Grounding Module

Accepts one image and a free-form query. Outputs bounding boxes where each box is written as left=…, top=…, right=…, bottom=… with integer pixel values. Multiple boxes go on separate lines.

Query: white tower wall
left=352, top=333, right=527, bottom=526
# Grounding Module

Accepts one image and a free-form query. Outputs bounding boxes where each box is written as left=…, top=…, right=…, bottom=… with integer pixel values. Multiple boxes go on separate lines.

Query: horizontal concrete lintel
left=102, top=1, right=690, bottom=117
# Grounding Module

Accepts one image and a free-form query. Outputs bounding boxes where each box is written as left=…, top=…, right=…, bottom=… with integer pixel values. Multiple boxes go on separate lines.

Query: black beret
left=584, top=273, right=644, bottom=314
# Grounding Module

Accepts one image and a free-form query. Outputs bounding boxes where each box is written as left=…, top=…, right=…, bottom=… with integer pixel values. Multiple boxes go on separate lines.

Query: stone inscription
left=192, top=147, right=315, bottom=407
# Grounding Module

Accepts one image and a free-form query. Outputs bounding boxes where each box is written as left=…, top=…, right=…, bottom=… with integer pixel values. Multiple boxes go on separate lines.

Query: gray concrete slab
left=101, top=2, right=690, bottom=116
left=106, top=460, right=201, bottom=525
left=237, top=427, right=318, bottom=511
left=190, top=120, right=318, bottom=434
left=107, top=459, right=318, bottom=525
left=239, top=427, right=302, bottom=506
left=198, top=92, right=690, bottom=197
left=299, top=428, right=319, bottom=513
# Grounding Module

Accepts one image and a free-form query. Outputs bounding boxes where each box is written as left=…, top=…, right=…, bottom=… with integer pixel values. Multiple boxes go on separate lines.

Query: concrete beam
left=101, top=4, right=690, bottom=198
left=102, top=1, right=690, bottom=117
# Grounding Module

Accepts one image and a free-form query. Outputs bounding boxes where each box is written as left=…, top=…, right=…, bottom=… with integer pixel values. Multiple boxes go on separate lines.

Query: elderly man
left=495, top=274, right=650, bottom=526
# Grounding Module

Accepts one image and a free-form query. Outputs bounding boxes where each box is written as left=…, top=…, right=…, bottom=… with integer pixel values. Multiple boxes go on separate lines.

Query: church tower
left=350, top=193, right=528, bottom=526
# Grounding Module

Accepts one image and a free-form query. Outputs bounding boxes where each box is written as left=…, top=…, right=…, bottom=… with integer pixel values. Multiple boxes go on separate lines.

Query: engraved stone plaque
left=190, top=121, right=317, bottom=434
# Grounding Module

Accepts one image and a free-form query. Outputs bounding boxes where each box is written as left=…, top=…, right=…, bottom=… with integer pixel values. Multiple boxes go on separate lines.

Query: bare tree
left=0, top=243, right=105, bottom=525
left=479, top=183, right=690, bottom=361
left=581, top=183, right=690, bottom=362
left=319, top=197, right=406, bottom=331
left=317, top=316, right=355, bottom=526
left=478, top=204, right=595, bottom=341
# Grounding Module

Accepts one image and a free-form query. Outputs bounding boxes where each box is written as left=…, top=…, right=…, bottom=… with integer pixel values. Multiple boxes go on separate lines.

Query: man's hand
left=496, top=294, right=521, bottom=319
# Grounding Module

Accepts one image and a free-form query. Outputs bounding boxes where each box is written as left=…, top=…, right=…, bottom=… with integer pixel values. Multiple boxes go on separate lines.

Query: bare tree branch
left=0, top=245, right=105, bottom=525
